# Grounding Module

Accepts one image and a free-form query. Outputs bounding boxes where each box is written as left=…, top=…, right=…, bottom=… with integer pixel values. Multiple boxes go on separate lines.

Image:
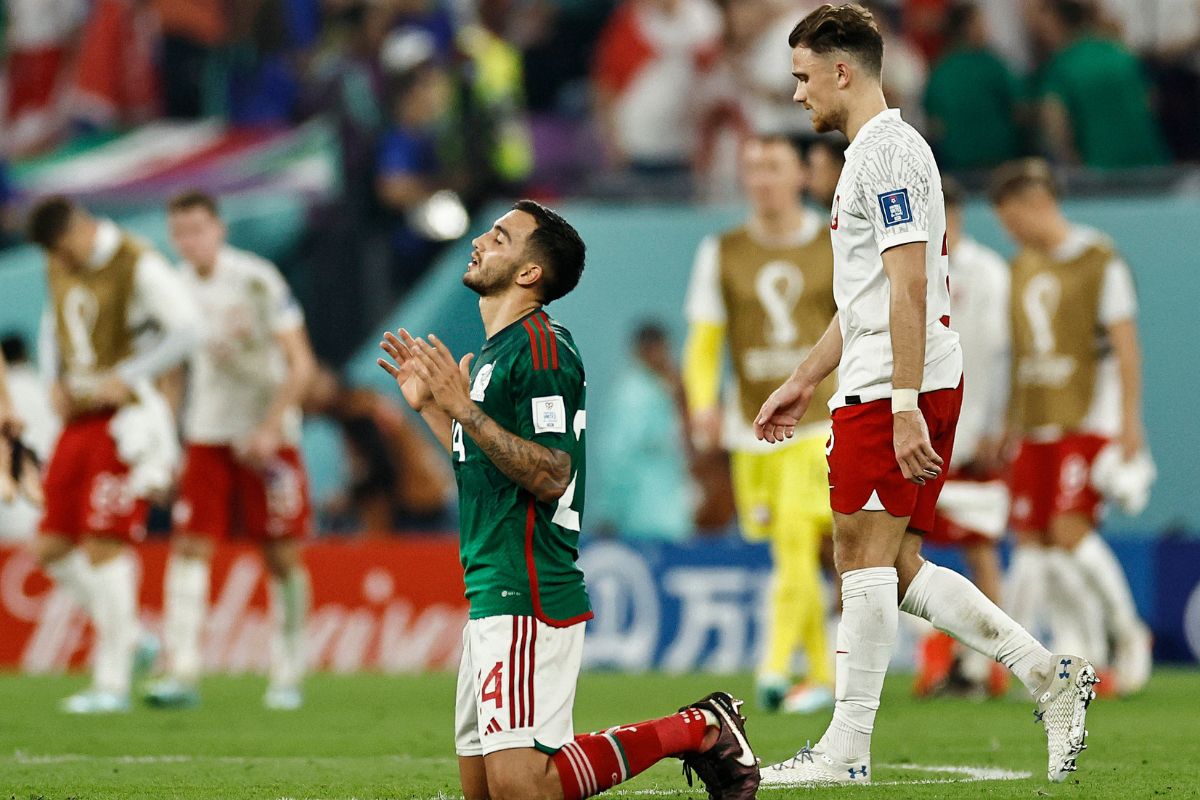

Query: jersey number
left=452, top=420, right=466, bottom=462
left=1022, top=273, right=1061, bottom=355
left=62, top=286, right=100, bottom=368
left=755, top=261, right=805, bottom=346
left=550, top=410, right=586, bottom=531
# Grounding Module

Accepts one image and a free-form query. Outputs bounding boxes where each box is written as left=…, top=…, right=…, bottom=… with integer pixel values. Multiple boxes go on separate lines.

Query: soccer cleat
left=756, top=676, right=789, bottom=712
left=60, top=689, right=131, bottom=714
left=781, top=682, right=834, bottom=714
left=264, top=686, right=303, bottom=711
left=1113, top=622, right=1152, bottom=696
left=144, top=678, right=201, bottom=709
left=679, top=692, right=760, bottom=799
left=133, top=632, right=161, bottom=680
left=1035, top=654, right=1098, bottom=782
left=760, top=742, right=870, bottom=786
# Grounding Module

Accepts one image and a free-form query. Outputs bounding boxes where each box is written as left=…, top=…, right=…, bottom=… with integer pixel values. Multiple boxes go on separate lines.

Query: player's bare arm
left=755, top=312, right=842, bottom=444
left=378, top=327, right=454, bottom=453
left=240, top=326, right=317, bottom=469
left=883, top=242, right=942, bottom=485
left=408, top=333, right=571, bottom=503
left=1108, top=318, right=1145, bottom=458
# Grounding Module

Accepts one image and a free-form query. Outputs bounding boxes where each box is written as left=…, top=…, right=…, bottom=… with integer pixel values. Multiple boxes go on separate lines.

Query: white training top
left=180, top=245, right=305, bottom=446
left=828, top=108, right=962, bottom=410
left=948, top=236, right=1010, bottom=464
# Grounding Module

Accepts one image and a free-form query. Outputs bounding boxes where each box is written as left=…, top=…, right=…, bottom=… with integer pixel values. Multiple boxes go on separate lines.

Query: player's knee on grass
left=458, top=755, right=490, bottom=800
left=1047, top=512, right=1091, bottom=550
left=32, top=533, right=73, bottom=567
left=484, top=748, right=562, bottom=800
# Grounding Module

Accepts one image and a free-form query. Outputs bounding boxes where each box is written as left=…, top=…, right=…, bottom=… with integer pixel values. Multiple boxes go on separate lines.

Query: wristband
left=891, top=388, right=919, bottom=413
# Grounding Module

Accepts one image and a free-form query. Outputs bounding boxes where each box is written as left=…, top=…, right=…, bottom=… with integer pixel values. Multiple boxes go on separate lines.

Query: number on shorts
left=480, top=661, right=503, bottom=708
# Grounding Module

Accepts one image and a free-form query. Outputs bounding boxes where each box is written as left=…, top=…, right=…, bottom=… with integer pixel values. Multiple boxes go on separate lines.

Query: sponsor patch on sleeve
left=877, top=188, right=913, bottom=227
left=531, top=395, right=566, bottom=434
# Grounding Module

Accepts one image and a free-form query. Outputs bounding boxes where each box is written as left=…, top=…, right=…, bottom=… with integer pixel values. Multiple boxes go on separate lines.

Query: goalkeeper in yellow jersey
left=684, top=134, right=838, bottom=713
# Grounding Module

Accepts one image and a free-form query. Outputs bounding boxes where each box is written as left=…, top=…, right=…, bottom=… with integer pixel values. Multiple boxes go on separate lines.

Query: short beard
left=462, top=260, right=514, bottom=297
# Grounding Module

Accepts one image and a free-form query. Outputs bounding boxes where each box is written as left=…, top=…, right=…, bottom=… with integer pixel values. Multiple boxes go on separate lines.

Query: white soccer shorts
left=454, top=615, right=585, bottom=757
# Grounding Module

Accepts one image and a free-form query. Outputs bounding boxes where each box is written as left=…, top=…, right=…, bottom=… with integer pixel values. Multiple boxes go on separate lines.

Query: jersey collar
left=846, top=108, right=902, bottom=156
left=484, top=307, right=545, bottom=348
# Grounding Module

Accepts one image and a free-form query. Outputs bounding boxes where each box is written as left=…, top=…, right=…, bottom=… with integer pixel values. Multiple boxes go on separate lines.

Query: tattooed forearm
left=460, top=406, right=571, bottom=503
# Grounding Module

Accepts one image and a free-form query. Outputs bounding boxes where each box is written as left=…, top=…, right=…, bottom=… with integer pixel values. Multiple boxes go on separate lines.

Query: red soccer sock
left=552, top=708, right=709, bottom=800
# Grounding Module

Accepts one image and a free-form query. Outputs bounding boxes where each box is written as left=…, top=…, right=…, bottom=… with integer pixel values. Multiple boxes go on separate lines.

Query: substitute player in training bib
left=754, top=5, right=1096, bottom=787
left=378, top=201, right=760, bottom=800
left=990, top=159, right=1153, bottom=696
left=28, top=196, right=202, bottom=714
left=684, top=133, right=837, bottom=714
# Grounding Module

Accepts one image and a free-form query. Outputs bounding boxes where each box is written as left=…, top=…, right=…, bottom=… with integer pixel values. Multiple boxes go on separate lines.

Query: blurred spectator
left=594, top=323, right=695, bottom=541
left=375, top=30, right=466, bottom=280
left=224, top=0, right=300, bottom=125
left=2, top=0, right=88, bottom=155
left=152, top=0, right=229, bottom=118
left=0, top=333, right=60, bottom=542
left=864, top=2, right=928, bottom=130
left=458, top=1, right=535, bottom=191
left=923, top=2, right=1023, bottom=171
left=1100, top=0, right=1200, bottom=161
left=903, top=0, right=951, bottom=62
left=804, top=136, right=846, bottom=208
left=592, top=0, right=722, bottom=176
left=304, top=365, right=454, bottom=533
left=71, top=0, right=160, bottom=132
left=1032, top=0, right=1169, bottom=168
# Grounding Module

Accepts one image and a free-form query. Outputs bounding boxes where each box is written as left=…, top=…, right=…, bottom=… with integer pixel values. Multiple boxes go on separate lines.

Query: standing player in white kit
left=753, top=4, right=1096, bottom=785
left=146, top=190, right=316, bottom=710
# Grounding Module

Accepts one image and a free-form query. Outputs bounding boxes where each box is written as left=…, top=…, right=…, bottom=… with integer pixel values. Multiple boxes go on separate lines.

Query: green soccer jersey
left=452, top=309, right=591, bottom=624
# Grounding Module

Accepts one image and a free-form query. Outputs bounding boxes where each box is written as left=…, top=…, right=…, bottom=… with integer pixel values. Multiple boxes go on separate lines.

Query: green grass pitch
left=2, top=668, right=1197, bottom=799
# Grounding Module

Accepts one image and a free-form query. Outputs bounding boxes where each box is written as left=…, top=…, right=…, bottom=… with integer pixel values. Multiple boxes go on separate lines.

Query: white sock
left=45, top=549, right=96, bottom=615
left=90, top=552, right=138, bottom=696
left=1005, top=544, right=1048, bottom=637
left=1044, top=548, right=1107, bottom=664
left=268, top=567, right=310, bottom=691
left=900, top=560, right=1052, bottom=695
left=164, top=555, right=210, bottom=684
left=1073, top=533, right=1142, bottom=638
left=818, top=567, right=897, bottom=761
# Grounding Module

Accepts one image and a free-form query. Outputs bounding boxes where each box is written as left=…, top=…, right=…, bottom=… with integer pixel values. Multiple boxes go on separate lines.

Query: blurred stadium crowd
left=0, top=0, right=1195, bottom=537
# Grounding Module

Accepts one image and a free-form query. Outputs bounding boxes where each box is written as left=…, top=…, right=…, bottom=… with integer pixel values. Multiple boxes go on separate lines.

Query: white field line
left=8, top=750, right=458, bottom=767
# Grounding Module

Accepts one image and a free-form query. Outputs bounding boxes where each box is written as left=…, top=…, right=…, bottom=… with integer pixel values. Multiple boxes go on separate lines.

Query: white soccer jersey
left=181, top=246, right=304, bottom=446
left=948, top=236, right=1010, bottom=464
left=828, top=108, right=961, bottom=410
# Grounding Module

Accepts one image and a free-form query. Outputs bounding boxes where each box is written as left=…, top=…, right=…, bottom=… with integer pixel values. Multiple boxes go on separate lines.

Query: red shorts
left=928, top=472, right=1005, bottom=548
left=172, top=444, right=312, bottom=541
left=39, top=412, right=150, bottom=542
left=1007, top=433, right=1107, bottom=535
left=827, top=384, right=962, bottom=534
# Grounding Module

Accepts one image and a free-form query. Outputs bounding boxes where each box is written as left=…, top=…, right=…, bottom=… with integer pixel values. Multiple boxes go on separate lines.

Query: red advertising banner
left=0, top=538, right=468, bottom=673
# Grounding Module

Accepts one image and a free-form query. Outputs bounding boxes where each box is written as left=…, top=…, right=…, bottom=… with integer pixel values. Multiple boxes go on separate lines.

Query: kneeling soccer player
left=378, top=201, right=759, bottom=799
